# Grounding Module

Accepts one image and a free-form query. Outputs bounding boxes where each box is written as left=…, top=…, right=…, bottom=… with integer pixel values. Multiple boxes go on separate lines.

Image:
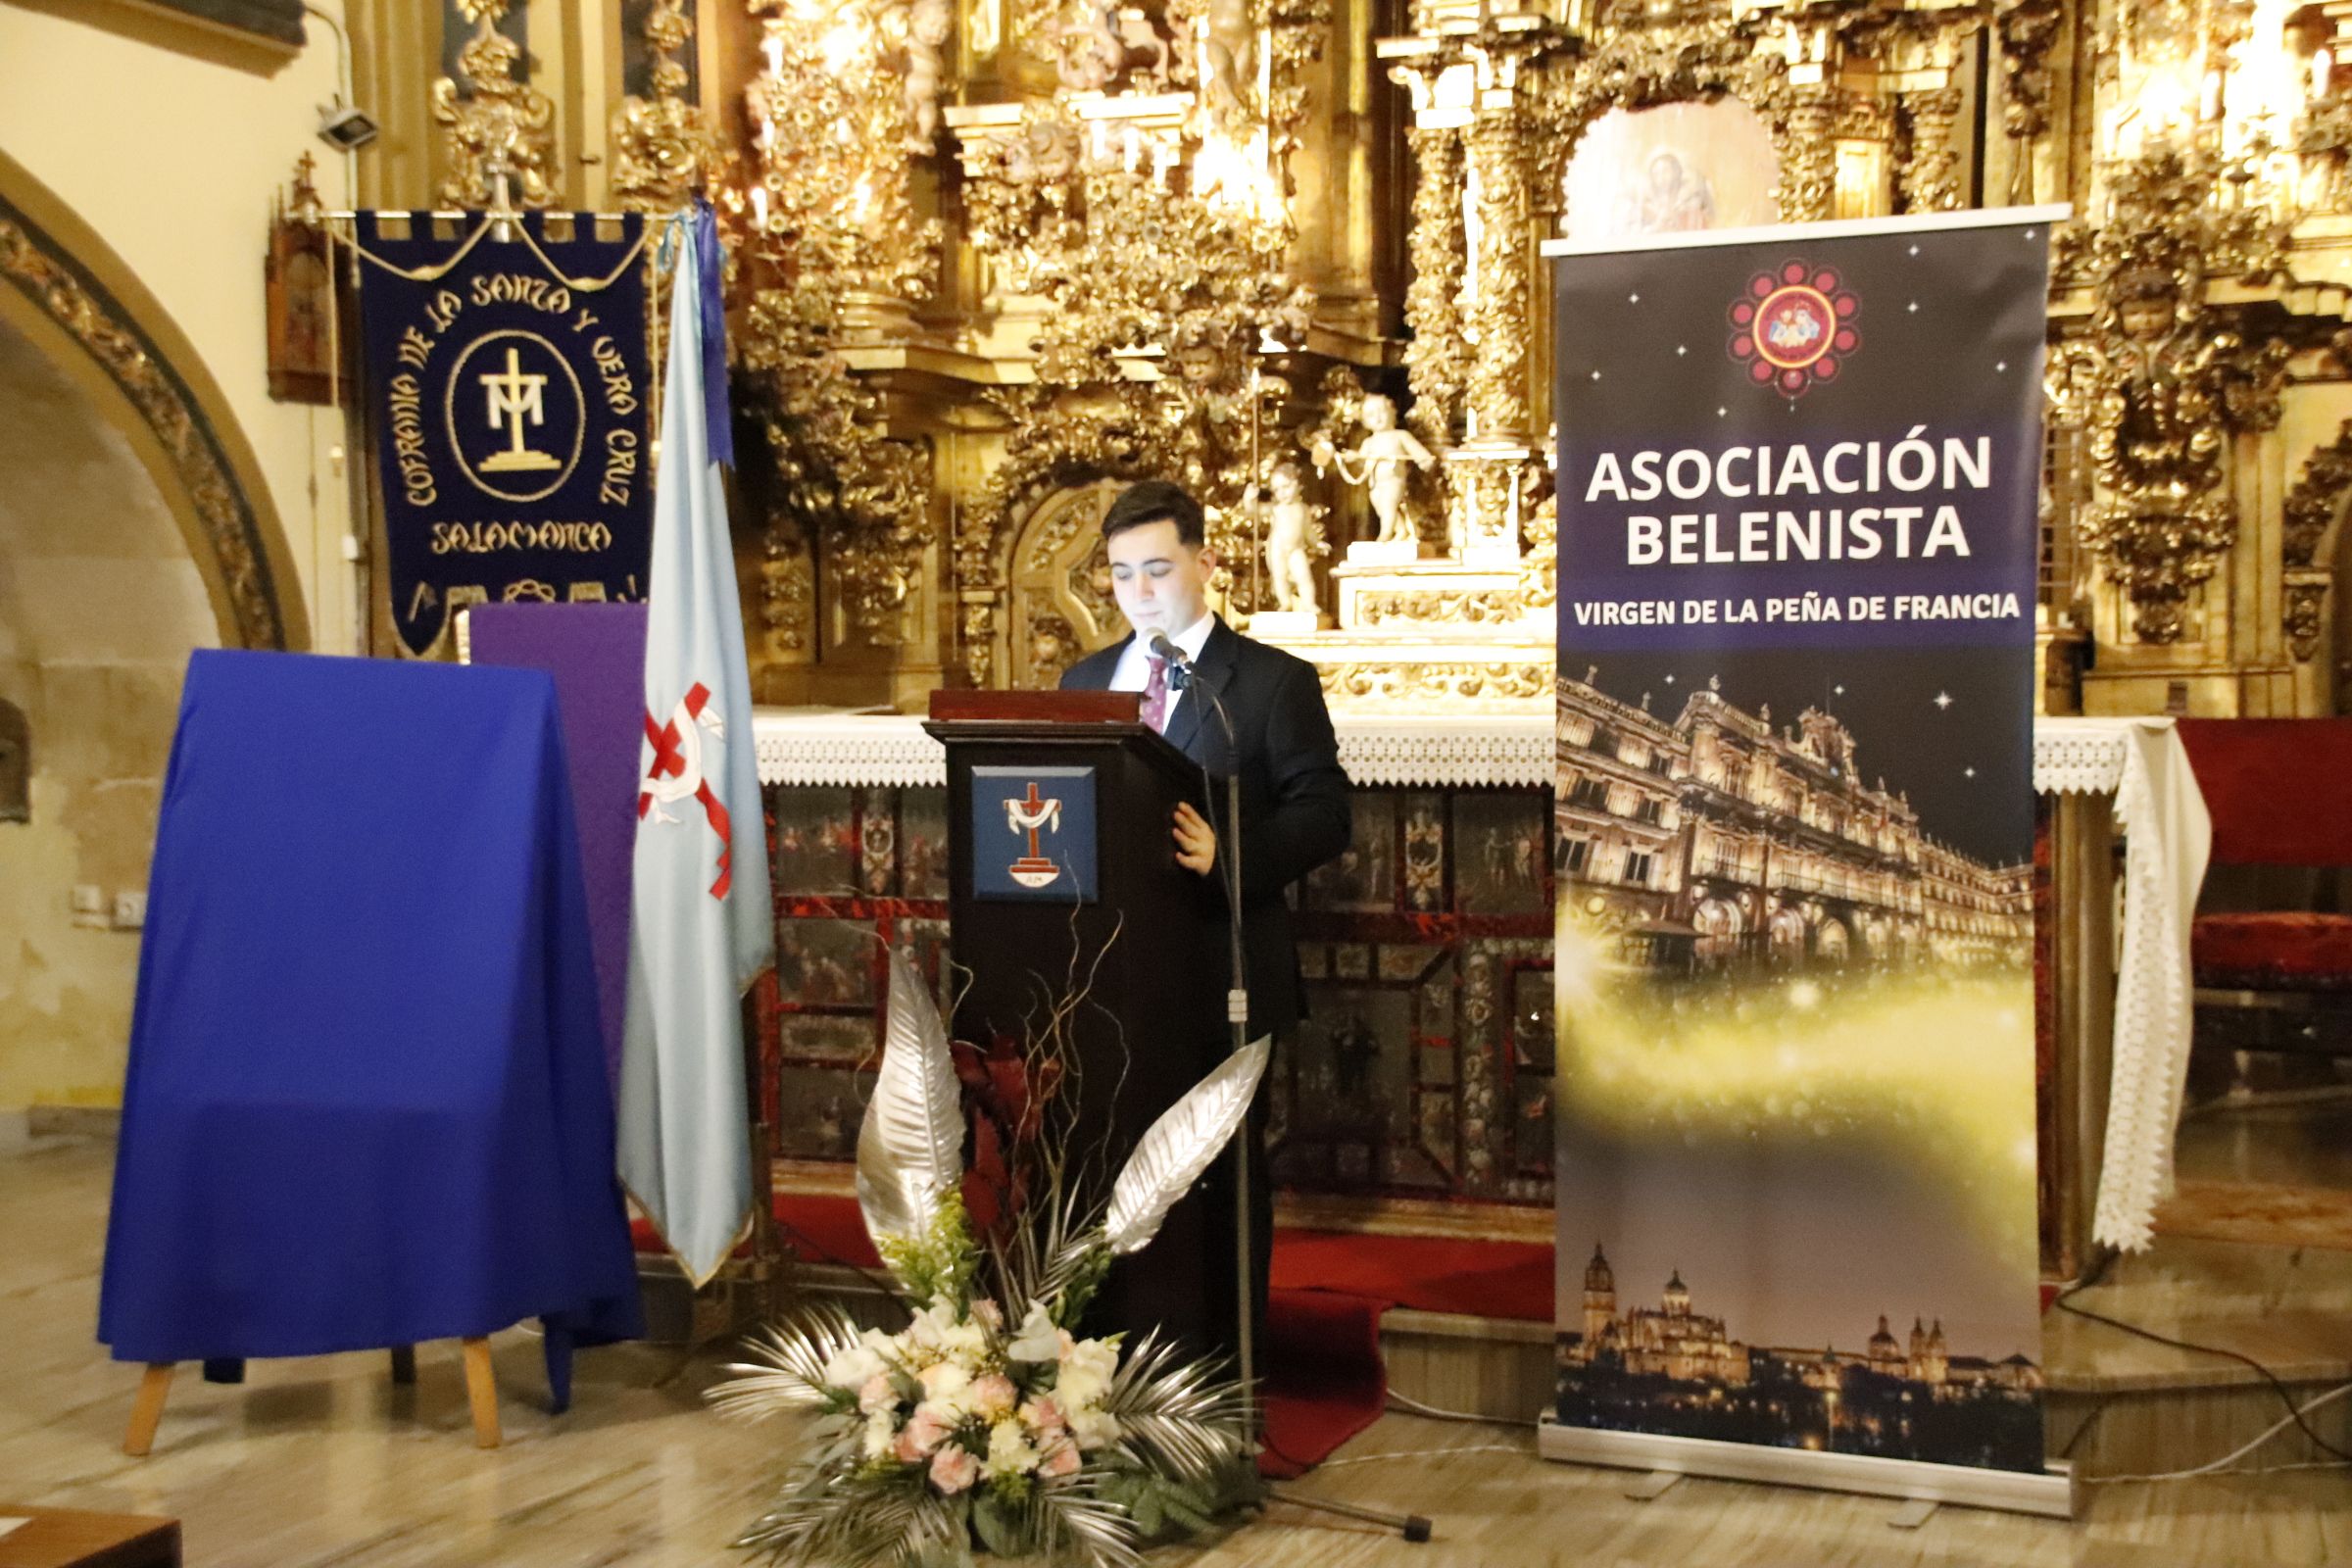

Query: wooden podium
left=924, top=691, right=1239, bottom=1361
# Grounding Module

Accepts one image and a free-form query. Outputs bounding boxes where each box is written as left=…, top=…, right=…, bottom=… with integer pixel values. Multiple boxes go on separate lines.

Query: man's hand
left=1172, top=801, right=1217, bottom=876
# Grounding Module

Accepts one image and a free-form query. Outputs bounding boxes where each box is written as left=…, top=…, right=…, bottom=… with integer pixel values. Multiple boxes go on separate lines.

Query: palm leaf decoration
left=856, top=948, right=966, bottom=1259
left=1101, top=1037, right=1270, bottom=1256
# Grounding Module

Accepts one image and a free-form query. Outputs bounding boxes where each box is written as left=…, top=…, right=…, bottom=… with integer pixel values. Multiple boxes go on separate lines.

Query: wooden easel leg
left=124, top=1362, right=174, bottom=1456
left=460, top=1337, right=500, bottom=1448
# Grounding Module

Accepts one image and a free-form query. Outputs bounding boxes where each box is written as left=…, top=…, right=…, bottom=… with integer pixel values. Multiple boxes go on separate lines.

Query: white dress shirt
left=1107, top=609, right=1216, bottom=733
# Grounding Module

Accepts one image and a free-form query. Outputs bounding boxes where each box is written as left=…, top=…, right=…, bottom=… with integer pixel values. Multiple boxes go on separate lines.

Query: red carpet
left=1270, top=1228, right=1552, bottom=1321
left=638, top=1197, right=1555, bottom=1474
left=1257, top=1286, right=1390, bottom=1477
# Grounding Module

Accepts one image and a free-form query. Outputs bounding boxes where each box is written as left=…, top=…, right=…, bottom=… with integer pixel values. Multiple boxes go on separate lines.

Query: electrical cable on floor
left=1385, top=1389, right=1534, bottom=1426
left=2081, top=1382, right=2352, bottom=1484
left=1313, top=1443, right=1532, bottom=1469
left=2056, top=1250, right=2352, bottom=1469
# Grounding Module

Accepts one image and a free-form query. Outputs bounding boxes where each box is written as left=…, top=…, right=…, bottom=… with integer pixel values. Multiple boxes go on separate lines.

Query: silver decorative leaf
left=854, top=948, right=964, bottom=1251
left=1101, top=1036, right=1270, bottom=1257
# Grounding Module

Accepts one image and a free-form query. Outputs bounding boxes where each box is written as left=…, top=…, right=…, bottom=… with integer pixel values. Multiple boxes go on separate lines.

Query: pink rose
left=969, top=1373, right=1017, bottom=1419
left=930, top=1445, right=981, bottom=1494
left=971, top=1298, right=1004, bottom=1331
left=896, top=1406, right=951, bottom=1461
left=1024, top=1396, right=1065, bottom=1435
left=1041, top=1440, right=1082, bottom=1478
left=858, top=1373, right=895, bottom=1413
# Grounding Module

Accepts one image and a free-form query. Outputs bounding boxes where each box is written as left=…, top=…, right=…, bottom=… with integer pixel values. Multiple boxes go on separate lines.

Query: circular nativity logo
left=1728, top=262, right=1860, bottom=396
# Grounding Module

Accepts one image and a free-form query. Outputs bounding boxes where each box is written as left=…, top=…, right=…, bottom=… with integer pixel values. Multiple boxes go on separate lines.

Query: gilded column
left=1463, top=107, right=1532, bottom=445
left=1900, top=87, right=1965, bottom=214
left=1402, top=123, right=1468, bottom=453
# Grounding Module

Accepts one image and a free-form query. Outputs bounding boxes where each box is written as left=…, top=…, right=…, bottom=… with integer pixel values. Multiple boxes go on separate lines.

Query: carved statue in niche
left=1028, top=609, right=1081, bottom=687
left=901, top=0, right=955, bottom=153
left=1059, top=0, right=1172, bottom=90
left=1190, top=0, right=1258, bottom=133
left=1261, top=461, right=1326, bottom=614
left=0, top=699, right=25, bottom=824
left=1312, top=393, right=1435, bottom=547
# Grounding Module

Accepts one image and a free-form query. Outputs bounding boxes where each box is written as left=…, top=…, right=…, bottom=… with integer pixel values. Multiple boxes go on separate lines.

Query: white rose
left=822, top=1344, right=888, bottom=1391
left=1055, top=1368, right=1106, bottom=1411
left=917, top=1361, right=972, bottom=1401
left=984, top=1416, right=1040, bottom=1478
left=1007, top=1303, right=1061, bottom=1362
left=1066, top=1405, right=1122, bottom=1450
left=860, top=1406, right=897, bottom=1461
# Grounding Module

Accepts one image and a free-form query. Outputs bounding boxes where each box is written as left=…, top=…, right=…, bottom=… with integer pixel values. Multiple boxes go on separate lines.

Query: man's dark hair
left=1102, top=479, right=1205, bottom=548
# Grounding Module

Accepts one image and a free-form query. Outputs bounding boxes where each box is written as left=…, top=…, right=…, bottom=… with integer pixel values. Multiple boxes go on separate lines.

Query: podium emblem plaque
left=972, top=765, right=1098, bottom=902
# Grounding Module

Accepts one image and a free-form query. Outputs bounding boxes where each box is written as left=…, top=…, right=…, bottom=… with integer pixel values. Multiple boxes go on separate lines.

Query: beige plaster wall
left=0, top=318, right=219, bottom=1109
left=0, top=0, right=359, bottom=659
left=0, top=2, right=355, bottom=1107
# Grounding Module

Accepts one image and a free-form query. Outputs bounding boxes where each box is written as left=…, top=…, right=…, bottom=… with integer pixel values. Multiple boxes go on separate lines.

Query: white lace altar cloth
left=752, top=710, right=2210, bottom=1251
left=2033, top=718, right=2212, bottom=1252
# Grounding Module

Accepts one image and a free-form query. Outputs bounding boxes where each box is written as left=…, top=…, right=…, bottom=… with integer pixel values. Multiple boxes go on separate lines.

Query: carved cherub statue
left=1262, top=461, right=1325, bottom=615
left=1311, top=393, right=1435, bottom=546
left=902, top=0, right=954, bottom=154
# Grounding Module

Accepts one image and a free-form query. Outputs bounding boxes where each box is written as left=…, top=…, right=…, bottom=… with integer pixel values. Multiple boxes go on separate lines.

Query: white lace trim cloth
left=2034, top=717, right=2213, bottom=1252
left=753, top=710, right=2210, bottom=1252
left=752, top=710, right=1557, bottom=789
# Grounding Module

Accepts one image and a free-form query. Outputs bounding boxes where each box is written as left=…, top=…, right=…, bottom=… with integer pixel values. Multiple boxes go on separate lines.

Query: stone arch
left=0, top=148, right=307, bottom=655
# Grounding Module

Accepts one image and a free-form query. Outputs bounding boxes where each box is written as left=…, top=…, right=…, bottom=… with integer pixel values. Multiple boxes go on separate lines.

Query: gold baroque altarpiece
left=338, top=0, right=2352, bottom=715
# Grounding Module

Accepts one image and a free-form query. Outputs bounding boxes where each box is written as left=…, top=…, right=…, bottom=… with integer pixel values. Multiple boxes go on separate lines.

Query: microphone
left=1148, top=630, right=1196, bottom=691
left=1147, top=630, right=1194, bottom=671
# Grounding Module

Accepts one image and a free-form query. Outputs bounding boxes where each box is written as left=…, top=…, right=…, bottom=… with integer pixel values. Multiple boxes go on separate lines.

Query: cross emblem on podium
left=1003, top=780, right=1064, bottom=889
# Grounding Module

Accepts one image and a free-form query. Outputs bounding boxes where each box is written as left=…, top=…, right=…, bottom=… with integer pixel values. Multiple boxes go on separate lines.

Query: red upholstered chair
left=2177, top=719, right=2352, bottom=1059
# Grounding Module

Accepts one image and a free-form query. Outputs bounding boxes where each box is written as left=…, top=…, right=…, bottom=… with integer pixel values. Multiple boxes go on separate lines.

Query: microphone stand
left=1166, top=644, right=1433, bottom=1546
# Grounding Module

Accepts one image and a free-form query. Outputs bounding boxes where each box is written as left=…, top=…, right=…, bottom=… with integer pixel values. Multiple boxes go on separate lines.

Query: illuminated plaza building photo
left=1557, top=1247, right=2044, bottom=1469
left=1554, top=669, right=2032, bottom=975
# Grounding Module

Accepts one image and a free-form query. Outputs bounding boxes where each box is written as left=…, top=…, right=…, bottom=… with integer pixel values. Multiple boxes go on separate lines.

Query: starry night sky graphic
left=1550, top=219, right=2053, bottom=658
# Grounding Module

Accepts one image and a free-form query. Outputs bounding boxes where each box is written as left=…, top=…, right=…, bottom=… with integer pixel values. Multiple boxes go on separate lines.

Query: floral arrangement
left=713, top=951, right=1270, bottom=1567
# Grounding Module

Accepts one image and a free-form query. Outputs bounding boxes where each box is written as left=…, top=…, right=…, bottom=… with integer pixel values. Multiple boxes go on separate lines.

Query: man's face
left=1106, top=517, right=1214, bottom=640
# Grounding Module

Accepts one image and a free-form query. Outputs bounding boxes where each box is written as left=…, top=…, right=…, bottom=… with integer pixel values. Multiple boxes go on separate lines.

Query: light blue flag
left=619, top=209, right=774, bottom=1287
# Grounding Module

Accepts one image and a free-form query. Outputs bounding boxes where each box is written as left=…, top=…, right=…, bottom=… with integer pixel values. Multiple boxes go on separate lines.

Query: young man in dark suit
left=1059, top=479, right=1351, bottom=1365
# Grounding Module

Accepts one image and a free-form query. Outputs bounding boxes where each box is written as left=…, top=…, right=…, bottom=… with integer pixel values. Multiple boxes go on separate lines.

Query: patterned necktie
left=1140, top=655, right=1169, bottom=734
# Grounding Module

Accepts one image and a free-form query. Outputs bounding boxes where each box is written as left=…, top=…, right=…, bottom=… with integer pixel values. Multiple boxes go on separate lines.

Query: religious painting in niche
left=1559, top=101, right=1780, bottom=245
left=266, top=198, right=337, bottom=406
left=1305, top=792, right=1396, bottom=909
left=1510, top=964, right=1555, bottom=1174
left=902, top=788, right=951, bottom=901
left=779, top=1012, right=878, bottom=1063
left=1454, top=793, right=1548, bottom=914
left=777, top=918, right=879, bottom=1007
left=1293, top=986, right=1412, bottom=1139
left=772, top=786, right=858, bottom=894
left=0, top=700, right=26, bottom=823
left=774, top=1064, right=866, bottom=1160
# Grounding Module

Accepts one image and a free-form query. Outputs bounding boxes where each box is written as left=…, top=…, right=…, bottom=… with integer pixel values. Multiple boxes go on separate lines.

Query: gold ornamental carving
left=735, top=0, right=947, bottom=650
left=434, top=0, right=557, bottom=209
left=1320, top=661, right=1551, bottom=704
left=0, top=208, right=287, bottom=651
left=1354, top=588, right=1526, bottom=625
left=610, top=0, right=717, bottom=213
left=2048, top=147, right=2292, bottom=643
left=2285, top=571, right=2329, bottom=662
left=1899, top=87, right=1965, bottom=212
left=958, top=388, right=1183, bottom=685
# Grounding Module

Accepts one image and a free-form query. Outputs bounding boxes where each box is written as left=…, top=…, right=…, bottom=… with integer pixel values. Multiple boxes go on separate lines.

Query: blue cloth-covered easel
left=100, top=651, right=641, bottom=1452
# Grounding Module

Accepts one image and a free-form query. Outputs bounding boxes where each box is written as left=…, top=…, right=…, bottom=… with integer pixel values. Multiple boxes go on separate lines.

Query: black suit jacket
left=1060, top=617, right=1350, bottom=1035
